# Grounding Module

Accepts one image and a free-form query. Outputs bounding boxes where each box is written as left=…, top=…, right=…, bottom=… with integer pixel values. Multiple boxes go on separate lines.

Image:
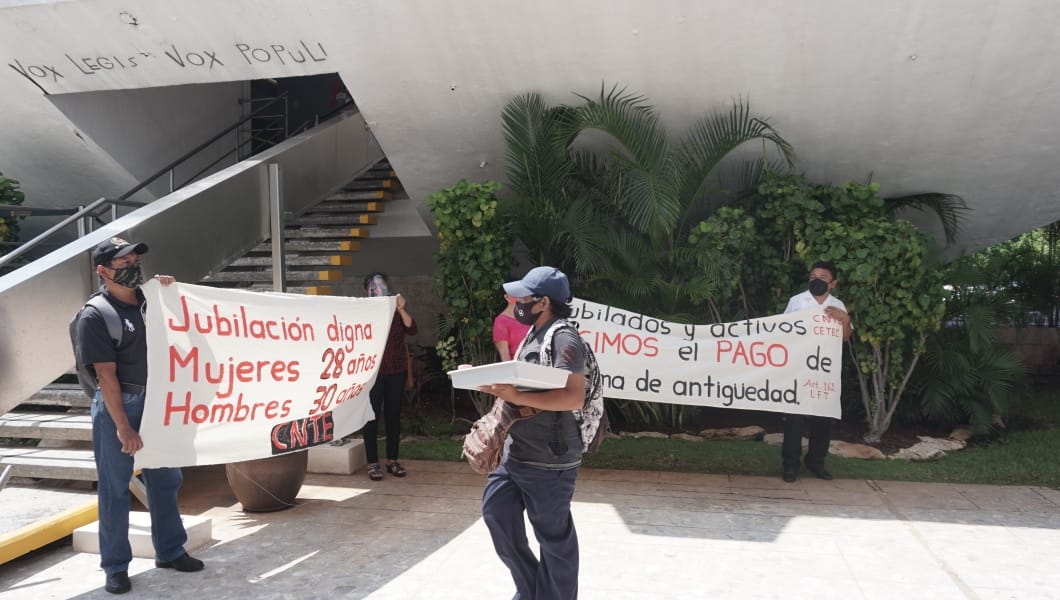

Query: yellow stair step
left=317, top=270, right=343, bottom=281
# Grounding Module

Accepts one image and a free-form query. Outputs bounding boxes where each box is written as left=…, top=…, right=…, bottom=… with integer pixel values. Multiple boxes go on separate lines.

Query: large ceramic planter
left=225, top=450, right=309, bottom=512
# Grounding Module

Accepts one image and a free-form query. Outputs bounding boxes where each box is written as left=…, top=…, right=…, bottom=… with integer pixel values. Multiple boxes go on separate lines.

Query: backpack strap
left=538, top=319, right=571, bottom=369
left=85, top=294, right=123, bottom=345
left=539, top=319, right=606, bottom=452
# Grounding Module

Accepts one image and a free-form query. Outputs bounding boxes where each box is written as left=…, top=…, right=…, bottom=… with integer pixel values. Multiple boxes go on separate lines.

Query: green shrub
left=425, top=180, right=516, bottom=416
left=0, top=172, right=26, bottom=254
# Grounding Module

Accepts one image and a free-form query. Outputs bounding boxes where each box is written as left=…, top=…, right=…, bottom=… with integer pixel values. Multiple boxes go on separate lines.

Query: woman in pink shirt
left=492, top=294, right=531, bottom=361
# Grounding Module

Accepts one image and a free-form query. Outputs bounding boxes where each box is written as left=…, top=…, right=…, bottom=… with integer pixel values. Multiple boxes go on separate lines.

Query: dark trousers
left=782, top=414, right=832, bottom=470
left=363, top=371, right=404, bottom=463
left=482, top=461, right=579, bottom=600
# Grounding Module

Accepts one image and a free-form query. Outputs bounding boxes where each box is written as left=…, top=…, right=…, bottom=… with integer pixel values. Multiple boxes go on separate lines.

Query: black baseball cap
left=92, top=237, right=148, bottom=266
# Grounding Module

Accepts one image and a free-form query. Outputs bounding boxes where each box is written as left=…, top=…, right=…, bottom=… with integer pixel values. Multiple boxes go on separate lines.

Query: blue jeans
left=482, top=461, right=579, bottom=600
left=92, top=391, right=189, bottom=574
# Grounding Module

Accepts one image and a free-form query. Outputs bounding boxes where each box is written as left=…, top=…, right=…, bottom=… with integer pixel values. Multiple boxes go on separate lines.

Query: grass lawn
left=401, top=385, right=1060, bottom=488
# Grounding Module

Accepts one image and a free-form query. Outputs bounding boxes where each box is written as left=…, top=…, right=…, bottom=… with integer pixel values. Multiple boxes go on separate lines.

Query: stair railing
left=0, top=92, right=303, bottom=271
left=116, top=92, right=289, bottom=203
left=0, top=198, right=143, bottom=270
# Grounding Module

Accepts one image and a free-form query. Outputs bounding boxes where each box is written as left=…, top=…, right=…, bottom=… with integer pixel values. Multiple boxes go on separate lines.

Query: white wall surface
left=48, top=82, right=245, bottom=202
left=2, top=0, right=1059, bottom=255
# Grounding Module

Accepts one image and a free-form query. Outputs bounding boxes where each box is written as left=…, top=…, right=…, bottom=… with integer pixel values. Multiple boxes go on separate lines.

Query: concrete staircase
left=0, top=384, right=95, bottom=481
left=199, top=158, right=399, bottom=295
left=0, top=159, right=404, bottom=482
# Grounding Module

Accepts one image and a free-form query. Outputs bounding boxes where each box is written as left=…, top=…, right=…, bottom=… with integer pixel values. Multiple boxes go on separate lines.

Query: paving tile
left=929, top=542, right=1060, bottom=593
left=857, top=581, right=968, bottom=600
left=2, top=461, right=1058, bottom=600
left=976, top=587, right=1060, bottom=600
left=802, top=488, right=888, bottom=507
left=954, top=484, right=1060, bottom=512
left=1033, top=486, right=1060, bottom=507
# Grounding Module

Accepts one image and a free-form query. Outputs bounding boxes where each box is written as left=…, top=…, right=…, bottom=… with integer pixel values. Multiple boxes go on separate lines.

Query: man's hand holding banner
left=135, top=282, right=394, bottom=469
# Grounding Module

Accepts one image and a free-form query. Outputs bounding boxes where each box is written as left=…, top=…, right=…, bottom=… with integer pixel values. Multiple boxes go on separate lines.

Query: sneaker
left=105, top=571, right=131, bottom=594
left=155, top=552, right=204, bottom=572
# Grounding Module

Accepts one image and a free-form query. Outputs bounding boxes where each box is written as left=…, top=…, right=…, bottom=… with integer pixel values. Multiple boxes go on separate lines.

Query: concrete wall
left=329, top=239, right=446, bottom=346
left=48, top=82, right=245, bottom=204
left=994, top=328, right=1060, bottom=375
left=3, top=0, right=1060, bottom=265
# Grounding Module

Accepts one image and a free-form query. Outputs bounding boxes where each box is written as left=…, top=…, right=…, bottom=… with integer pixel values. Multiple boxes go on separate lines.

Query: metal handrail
left=0, top=206, right=79, bottom=217
left=0, top=198, right=144, bottom=268
left=0, top=93, right=294, bottom=270
left=117, top=93, right=289, bottom=202
left=290, top=99, right=355, bottom=136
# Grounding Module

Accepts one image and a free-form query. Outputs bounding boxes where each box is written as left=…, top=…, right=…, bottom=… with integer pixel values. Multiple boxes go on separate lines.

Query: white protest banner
left=569, top=299, right=843, bottom=417
left=135, top=281, right=393, bottom=469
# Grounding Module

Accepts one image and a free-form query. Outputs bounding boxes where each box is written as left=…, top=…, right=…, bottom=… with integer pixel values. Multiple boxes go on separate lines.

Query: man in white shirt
left=781, top=261, right=852, bottom=482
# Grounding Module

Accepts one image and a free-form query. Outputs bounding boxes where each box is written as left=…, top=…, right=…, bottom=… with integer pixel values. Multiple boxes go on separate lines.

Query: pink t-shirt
left=492, top=313, right=531, bottom=359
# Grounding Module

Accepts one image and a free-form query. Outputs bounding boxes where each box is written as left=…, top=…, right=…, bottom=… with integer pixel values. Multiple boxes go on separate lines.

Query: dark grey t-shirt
left=507, top=319, right=586, bottom=469
left=76, top=289, right=148, bottom=387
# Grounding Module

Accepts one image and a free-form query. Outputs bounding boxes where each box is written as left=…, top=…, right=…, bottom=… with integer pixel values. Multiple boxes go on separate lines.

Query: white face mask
left=367, top=275, right=390, bottom=297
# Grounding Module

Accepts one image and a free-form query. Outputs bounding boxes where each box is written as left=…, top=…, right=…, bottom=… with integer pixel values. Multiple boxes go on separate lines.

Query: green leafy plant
left=425, top=180, right=516, bottom=416
left=749, top=172, right=954, bottom=443
left=501, top=85, right=794, bottom=429
left=0, top=172, right=26, bottom=256
left=964, top=220, right=1060, bottom=327
left=688, top=172, right=967, bottom=442
left=904, top=256, right=1028, bottom=433
left=502, top=85, right=795, bottom=320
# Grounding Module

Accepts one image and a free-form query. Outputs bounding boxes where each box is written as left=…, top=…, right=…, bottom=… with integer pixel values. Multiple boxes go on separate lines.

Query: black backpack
left=69, top=293, right=123, bottom=398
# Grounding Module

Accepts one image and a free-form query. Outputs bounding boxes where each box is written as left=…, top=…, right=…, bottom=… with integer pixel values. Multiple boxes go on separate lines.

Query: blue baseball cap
left=503, top=266, right=571, bottom=303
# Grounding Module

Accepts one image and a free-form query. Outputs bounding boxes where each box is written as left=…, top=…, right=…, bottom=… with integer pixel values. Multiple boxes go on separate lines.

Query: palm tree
left=912, top=257, right=1027, bottom=434
left=883, top=192, right=969, bottom=246
left=502, top=85, right=795, bottom=321
left=502, top=86, right=795, bottom=429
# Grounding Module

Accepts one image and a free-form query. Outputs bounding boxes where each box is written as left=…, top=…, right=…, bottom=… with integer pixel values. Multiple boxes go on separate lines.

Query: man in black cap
left=74, top=237, right=204, bottom=594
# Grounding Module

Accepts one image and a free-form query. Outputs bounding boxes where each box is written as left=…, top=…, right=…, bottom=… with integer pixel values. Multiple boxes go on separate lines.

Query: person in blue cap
left=478, top=266, right=587, bottom=600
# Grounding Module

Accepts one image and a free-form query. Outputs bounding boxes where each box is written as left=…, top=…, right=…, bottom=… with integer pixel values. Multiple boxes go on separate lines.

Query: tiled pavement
left=1, top=460, right=1059, bottom=599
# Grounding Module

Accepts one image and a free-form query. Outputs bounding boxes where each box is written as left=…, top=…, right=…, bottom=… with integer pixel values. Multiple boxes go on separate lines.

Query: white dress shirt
left=784, top=289, right=847, bottom=315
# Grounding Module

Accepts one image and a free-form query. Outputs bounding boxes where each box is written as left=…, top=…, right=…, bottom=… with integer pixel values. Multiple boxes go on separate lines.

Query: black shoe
left=105, top=571, right=131, bottom=594
left=782, top=467, right=798, bottom=483
left=155, top=552, right=204, bottom=572
left=805, top=464, right=833, bottom=480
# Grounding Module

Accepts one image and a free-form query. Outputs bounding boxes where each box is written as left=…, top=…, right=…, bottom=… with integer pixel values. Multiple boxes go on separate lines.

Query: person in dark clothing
left=479, top=266, right=586, bottom=600
left=74, top=237, right=204, bottom=595
left=362, top=272, right=417, bottom=480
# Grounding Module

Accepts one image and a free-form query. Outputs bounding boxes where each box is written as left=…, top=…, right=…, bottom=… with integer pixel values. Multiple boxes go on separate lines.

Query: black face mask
left=513, top=299, right=540, bottom=326
left=808, top=278, right=830, bottom=297
left=111, top=263, right=145, bottom=289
